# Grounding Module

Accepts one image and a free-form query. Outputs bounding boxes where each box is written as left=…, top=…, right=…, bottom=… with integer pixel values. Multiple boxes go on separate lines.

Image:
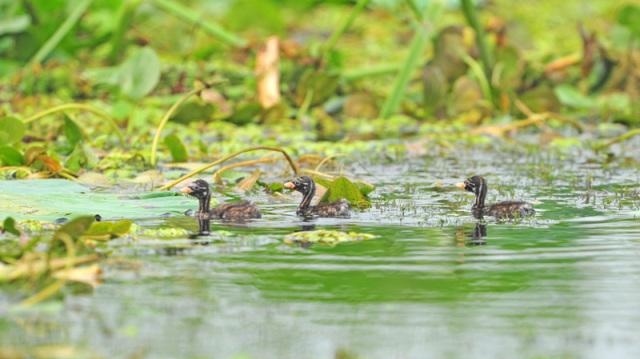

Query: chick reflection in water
left=455, top=222, right=487, bottom=246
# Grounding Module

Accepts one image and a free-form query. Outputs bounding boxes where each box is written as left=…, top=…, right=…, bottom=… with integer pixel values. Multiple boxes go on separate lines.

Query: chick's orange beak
left=180, top=186, right=193, bottom=194
left=283, top=181, right=295, bottom=190
left=455, top=182, right=466, bottom=189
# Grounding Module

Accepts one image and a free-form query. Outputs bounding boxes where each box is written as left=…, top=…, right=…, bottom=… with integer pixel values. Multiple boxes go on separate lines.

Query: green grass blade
left=380, top=27, right=428, bottom=118
left=321, top=0, right=370, bottom=64
left=459, top=0, right=493, bottom=76
left=28, top=0, right=93, bottom=65
left=151, top=0, right=247, bottom=48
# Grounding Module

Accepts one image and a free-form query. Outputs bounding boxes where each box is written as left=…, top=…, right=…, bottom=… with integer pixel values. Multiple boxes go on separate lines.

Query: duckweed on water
left=283, top=230, right=376, bottom=246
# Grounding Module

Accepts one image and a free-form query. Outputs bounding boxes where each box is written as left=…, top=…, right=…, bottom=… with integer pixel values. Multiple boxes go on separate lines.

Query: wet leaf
left=315, top=176, right=372, bottom=209
left=83, top=220, right=133, bottom=240
left=0, top=146, right=24, bottom=166
left=164, top=134, right=188, bottom=162
left=54, top=216, right=96, bottom=240
left=0, top=180, right=192, bottom=221
left=2, top=217, right=20, bottom=236
left=0, top=116, right=25, bottom=145
left=284, top=230, right=375, bottom=246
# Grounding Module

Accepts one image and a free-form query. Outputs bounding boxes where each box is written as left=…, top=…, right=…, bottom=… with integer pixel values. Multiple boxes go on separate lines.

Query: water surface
left=2, top=147, right=640, bottom=358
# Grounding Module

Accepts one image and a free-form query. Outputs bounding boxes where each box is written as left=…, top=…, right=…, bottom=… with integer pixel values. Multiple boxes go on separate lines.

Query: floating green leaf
left=315, top=176, right=372, bottom=209
left=54, top=216, right=96, bottom=241
left=2, top=217, right=20, bottom=236
left=83, top=220, right=133, bottom=240
left=164, top=134, right=188, bottom=162
left=0, top=116, right=25, bottom=145
left=284, top=229, right=376, bottom=246
left=0, top=145, right=24, bottom=166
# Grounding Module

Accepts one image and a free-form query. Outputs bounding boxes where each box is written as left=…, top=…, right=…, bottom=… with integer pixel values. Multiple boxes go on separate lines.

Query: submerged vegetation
left=0, top=2, right=640, bottom=356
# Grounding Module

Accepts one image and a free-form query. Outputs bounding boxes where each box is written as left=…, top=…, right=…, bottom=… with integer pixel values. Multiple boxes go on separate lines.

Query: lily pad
left=315, top=176, right=372, bottom=209
left=283, top=230, right=376, bottom=246
left=0, top=180, right=194, bottom=222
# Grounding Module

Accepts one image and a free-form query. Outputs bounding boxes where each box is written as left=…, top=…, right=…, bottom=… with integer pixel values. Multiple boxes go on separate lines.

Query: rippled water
left=2, top=146, right=640, bottom=358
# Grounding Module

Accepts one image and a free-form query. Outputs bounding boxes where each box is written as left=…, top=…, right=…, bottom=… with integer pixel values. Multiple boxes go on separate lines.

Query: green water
left=1, top=148, right=640, bottom=358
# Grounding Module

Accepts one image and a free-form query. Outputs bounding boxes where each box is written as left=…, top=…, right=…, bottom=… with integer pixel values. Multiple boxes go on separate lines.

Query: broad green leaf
left=294, top=69, right=339, bottom=106
left=0, top=116, right=25, bottom=145
left=63, top=115, right=84, bottom=147
left=284, top=229, right=375, bottom=246
left=83, top=219, right=133, bottom=240
left=119, top=47, right=161, bottom=99
left=2, top=217, right=20, bottom=236
left=0, top=145, right=24, bottom=166
left=65, top=144, right=89, bottom=173
left=54, top=216, right=96, bottom=240
left=554, top=85, right=595, bottom=110
left=315, top=176, right=372, bottom=209
left=618, top=5, right=640, bottom=37
left=163, top=134, right=188, bottom=162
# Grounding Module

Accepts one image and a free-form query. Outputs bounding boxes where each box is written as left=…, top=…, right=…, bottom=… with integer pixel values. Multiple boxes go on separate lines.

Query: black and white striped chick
left=181, top=179, right=261, bottom=221
left=284, top=176, right=350, bottom=218
left=456, top=176, right=535, bottom=219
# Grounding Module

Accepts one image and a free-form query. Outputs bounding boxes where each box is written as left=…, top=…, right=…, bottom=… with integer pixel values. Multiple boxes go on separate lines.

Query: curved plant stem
left=314, top=155, right=343, bottom=172
left=24, top=103, right=124, bottom=145
left=299, top=169, right=335, bottom=179
left=159, top=146, right=299, bottom=190
left=212, top=157, right=278, bottom=185
left=150, top=87, right=203, bottom=167
left=595, top=128, right=640, bottom=151
left=28, top=0, right=93, bottom=65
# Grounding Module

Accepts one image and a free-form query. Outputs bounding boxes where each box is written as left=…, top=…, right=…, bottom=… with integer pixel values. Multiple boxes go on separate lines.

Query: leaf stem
left=149, top=86, right=203, bottom=167
left=24, top=103, right=124, bottom=145
left=158, top=146, right=299, bottom=190
left=29, top=0, right=93, bottom=65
